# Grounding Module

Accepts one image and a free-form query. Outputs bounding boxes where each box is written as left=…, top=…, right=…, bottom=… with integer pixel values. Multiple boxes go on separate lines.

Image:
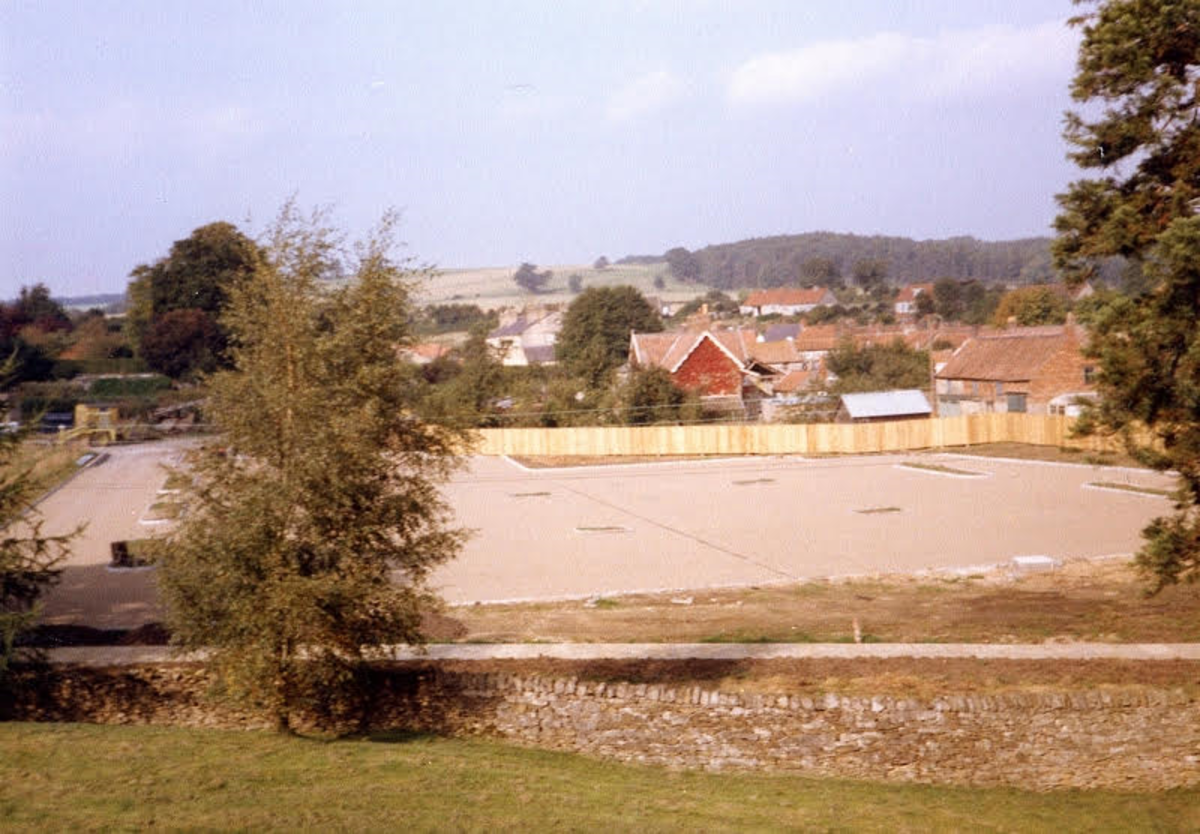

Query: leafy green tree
left=126, top=222, right=260, bottom=377
left=14, top=284, right=71, bottom=333
left=1074, top=219, right=1200, bottom=591
left=664, top=247, right=700, bottom=281
left=615, top=367, right=685, bottom=425
left=1052, top=0, right=1200, bottom=283
left=1054, top=0, right=1200, bottom=591
left=800, top=256, right=841, bottom=287
left=568, top=273, right=583, bottom=294
left=826, top=339, right=930, bottom=394
left=557, top=286, right=662, bottom=387
left=157, top=206, right=466, bottom=732
left=852, top=259, right=888, bottom=292
left=513, top=262, right=552, bottom=293
left=675, top=290, right=738, bottom=319
left=416, top=303, right=497, bottom=335
left=990, top=286, right=1069, bottom=327
left=593, top=256, right=609, bottom=270
left=0, top=359, right=75, bottom=685
left=417, top=329, right=506, bottom=427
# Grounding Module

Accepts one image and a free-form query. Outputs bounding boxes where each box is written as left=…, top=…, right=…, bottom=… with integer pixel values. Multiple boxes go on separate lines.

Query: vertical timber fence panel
left=473, top=414, right=1123, bottom=458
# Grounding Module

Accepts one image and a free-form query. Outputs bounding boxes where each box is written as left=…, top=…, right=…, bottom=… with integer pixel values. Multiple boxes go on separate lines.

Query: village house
left=485, top=311, right=562, bottom=366
left=934, top=323, right=1094, bottom=416
left=738, top=287, right=837, bottom=317
left=629, top=325, right=776, bottom=414
left=893, top=283, right=934, bottom=318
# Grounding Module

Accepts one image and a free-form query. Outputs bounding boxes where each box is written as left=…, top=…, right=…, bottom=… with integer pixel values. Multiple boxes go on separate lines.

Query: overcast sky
left=1, top=0, right=1083, bottom=296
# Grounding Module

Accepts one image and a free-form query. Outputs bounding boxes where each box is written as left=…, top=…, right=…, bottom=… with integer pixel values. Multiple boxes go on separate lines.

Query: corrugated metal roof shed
left=840, top=389, right=931, bottom=419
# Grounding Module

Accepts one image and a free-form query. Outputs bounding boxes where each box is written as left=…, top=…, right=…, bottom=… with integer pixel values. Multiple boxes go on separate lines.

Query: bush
left=88, top=376, right=172, bottom=398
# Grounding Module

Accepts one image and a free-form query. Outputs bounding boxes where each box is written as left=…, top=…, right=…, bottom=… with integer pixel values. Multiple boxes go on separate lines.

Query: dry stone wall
left=8, top=663, right=1199, bottom=791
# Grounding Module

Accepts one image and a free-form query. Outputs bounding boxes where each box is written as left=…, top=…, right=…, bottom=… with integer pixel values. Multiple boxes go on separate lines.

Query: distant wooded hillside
left=624, top=232, right=1063, bottom=290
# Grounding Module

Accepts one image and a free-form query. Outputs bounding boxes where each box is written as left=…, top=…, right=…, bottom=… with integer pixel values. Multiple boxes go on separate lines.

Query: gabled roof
left=840, top=389, right=931, bottom=419
left=773, top=369, right=820, bottom=394
left=630, top=327, right=757, bottom=373
left=792, top=324, right=841, bottom=352
left=895, top=283, right=934, bottom=303
left=742, top=287, right=833, bottom=308
left=487, top=317, right=531, bottom=339
left=936, top=329, right=1076, bottom=382
left=668, top=329, right=751, bottom=373
left=750, top=339, right=803, bottom=365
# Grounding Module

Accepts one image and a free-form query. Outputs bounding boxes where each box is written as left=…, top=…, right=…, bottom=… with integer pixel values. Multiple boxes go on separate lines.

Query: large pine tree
left=1054, top=0, right=1200, bottom=591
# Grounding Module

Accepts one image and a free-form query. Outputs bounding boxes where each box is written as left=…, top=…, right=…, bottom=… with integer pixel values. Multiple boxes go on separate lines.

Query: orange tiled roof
left=937, top=329, right=1076, bottom=382
left=742, top=287, right=832, bottom=307
left=773, top=369, right=820, bottom=393
left=895, top=283, right=934, bottom=303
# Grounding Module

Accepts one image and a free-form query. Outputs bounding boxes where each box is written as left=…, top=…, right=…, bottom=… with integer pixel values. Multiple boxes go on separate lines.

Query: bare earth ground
left=445, top=558, right=1200, bottom=645
left=34, top=443, right=1183, bottom=641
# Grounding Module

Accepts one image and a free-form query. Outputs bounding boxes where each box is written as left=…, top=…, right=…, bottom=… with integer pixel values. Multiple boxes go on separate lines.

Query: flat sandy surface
left=432, top=454, right=1174, bottom=604
left=35, top=446, right=1175, bottom=626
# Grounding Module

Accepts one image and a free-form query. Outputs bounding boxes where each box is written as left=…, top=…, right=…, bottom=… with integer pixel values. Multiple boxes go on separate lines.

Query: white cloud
left=606, top=70, right=685, bottom=122
left=728, top=20, right=1078, bottom=107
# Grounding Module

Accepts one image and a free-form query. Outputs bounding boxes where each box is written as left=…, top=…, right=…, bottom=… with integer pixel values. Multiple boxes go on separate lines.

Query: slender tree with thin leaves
left=0, top=357, right=75, bottom=684
left=157, top=206, right=467, bottom=731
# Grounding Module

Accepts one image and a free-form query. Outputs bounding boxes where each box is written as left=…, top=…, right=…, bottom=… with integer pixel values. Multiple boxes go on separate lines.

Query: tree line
left=630, top=232, right=1085, bottom=290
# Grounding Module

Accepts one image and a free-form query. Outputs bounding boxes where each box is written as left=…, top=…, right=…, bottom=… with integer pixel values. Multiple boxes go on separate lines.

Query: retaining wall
left=8, top=663, right=1198, bottom=791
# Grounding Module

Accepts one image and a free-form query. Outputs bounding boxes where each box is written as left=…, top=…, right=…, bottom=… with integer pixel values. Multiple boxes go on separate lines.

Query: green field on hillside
left=416, top=262, right=708, bottom=310
left=2, top=724, right=1197, bottom=831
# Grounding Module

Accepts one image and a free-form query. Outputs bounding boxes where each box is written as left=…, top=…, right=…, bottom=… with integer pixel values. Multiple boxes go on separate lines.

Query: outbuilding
left=836, top=389, right=932, bottom=424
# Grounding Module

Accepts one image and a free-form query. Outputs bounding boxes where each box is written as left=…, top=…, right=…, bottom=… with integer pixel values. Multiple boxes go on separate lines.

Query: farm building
left=935, top=324, right=1094, bottom=415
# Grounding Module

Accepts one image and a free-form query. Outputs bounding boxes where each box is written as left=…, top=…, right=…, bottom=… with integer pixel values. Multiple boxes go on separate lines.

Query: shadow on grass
left=364, top=729, right=441, bottom=744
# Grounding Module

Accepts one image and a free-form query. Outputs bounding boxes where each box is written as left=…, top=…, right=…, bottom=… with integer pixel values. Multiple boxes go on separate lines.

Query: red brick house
left=629, top=327, right=775, bottom=409
left=935, top=324, right=1095, bottom=415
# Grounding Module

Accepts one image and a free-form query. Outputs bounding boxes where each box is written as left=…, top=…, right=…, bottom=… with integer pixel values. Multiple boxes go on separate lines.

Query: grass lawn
left=2, top=724, right=1197, bottom=832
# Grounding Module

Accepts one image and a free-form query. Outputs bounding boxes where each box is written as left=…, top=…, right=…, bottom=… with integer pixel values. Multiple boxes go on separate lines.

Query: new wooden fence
left=474, top=414, right=1125, bottom=458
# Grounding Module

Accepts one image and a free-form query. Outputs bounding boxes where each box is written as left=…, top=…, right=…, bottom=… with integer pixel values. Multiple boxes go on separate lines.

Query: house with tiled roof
left=894, top=283, right=934, bottom=318
left=629, top=325, right=775, bottom=411
left=935, top=323, right=1094, bottom=416
left=485, top=311, right=562, bottom=366
left=739, top=287, right=837, bottom=317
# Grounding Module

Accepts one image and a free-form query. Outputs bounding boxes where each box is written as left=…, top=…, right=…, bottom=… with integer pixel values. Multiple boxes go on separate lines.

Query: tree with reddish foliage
left=139, top=308, right=224, bottom=380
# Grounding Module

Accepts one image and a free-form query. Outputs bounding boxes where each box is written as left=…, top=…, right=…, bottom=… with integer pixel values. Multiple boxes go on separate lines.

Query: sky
left=1, top=0, right=1085, bottom=296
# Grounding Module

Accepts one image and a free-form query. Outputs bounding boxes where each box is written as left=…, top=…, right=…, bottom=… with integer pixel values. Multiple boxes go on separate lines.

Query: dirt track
left=34, top=446, right=1175, bottom=627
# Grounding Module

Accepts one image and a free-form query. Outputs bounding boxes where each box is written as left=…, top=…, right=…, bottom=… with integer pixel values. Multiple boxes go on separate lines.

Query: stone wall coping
left=41, top=642, right=1200, bottom=667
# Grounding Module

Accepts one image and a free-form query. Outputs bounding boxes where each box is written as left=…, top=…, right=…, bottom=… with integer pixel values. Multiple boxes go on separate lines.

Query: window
left=995, top=382, right=1003, bottom=397
left=1083, top=365, right=1096, bottom=384
left=1006, top=393, right=1027, bottom=413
